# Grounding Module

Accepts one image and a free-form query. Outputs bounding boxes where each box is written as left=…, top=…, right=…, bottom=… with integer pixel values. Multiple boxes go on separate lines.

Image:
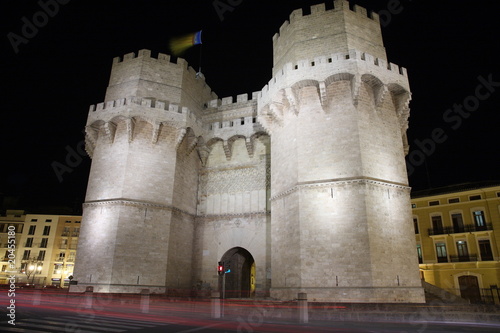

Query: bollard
left=84, top=286, right=93, bottom=309
left=140, top=289, right=150, bottom=314
left=298, top=292, right=308, bottom=324
left=211, top=291, right=221, bottom=319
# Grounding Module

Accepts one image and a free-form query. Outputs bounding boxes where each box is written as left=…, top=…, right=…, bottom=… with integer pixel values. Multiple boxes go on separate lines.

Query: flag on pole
left=169, top=30, right=202, bottom=56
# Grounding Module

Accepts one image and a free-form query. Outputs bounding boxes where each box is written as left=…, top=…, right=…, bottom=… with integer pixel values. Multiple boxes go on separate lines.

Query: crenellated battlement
left=87, top=96, right=204, bottom=132
left=106, top=49, right=217, bottom=107
left=273, top=1, right=379, bottom=44
left=112, top=49, right=172, bottom=64
left=206, top=91, right=260, bottom=109
left=89, top=96, right=190, bottom=115
left=260, top=49, right=408, bottom=105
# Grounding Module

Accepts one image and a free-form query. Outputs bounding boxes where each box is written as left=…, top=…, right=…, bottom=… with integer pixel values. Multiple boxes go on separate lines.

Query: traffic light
left=217, top=261, right=224, bottom=275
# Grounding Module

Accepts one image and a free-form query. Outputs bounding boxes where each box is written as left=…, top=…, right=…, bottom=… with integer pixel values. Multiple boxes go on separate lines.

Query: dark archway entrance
left=220, top=247, right=255, bottom=298
left=459, top=275, right=481, bottom=303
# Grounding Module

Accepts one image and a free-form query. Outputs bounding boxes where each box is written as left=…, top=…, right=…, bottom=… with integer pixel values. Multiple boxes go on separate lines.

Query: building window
left=497, top=192, right=500, bottom=198
left=435, top=243, right=447, bottom=262
left=1, top=265, right=6, bottom=272
left=57, top=252, right=65, bottom=261
left=62, top=227, right=70, bottom=236
left=431, top=216, right=444, bottom=235
left=413, top=218, right=419, bottom=234
left=23, top=250, right=31, bottom=260
left=38, top=250, right=46, bottom=261
left=45, top=219, right=52, bottom=222
left=451, top=213, right=465, bottom=233
left=469, top=195, right=481, bottom=201
left=65, top=220, right=71, bottom=223
left=53, top=263, right=63, bottom=274
left=68, top=252, right=76, bottom=262
left=43, top=226, right=51, bottom=235
left=25, top=238, right=33, bottom=247
left=478, top=240, right=494, bottom=261
left=473, top=211, right=486, bottom=229
left=60, top=239, right=68, bottom=249
left=429, top=200, right=440, bottom=206
left=30, top=218, right=37, bottom=222
left=75, top=221, right=81, bottom=224
left=72, top=227, right=80, bottom=237
left=411, top=203, right=416, bottom=208
left=456, top=240, right=469, bottom=261
left=448, top=198, right=460, bottom=204
left=28, top=225, right=36, bottom=235
left=40, top=238, right=48, bottom=248
left=417, top=244, right=423, bottom=263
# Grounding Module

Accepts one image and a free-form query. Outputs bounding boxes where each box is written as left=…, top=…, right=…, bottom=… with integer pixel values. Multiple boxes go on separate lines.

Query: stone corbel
left=197, top=145, right=211, bottom=167
left=318, top=81, right=327, bottom=107
left=393, top=91, right=411, bottom=133
left=245, top=137, right=254, bottom=158
left=125, top=118, right=135, bottom=143
left=375, top=84, right=389, bottom=108
left=85, top=125, right=98, bottom=148
left=284, top=87, right=298, bottom=115
left=223, top=140, right=231, bottom=160
left=269, top=102, right=284, bottom=119
left=151, top=122, right=161, bottom=144
left=175, top=128, right=187, bottom=149
left=103, top=122, right=116, bottom=143
left=186, top=135, right=198, bottom=156
left=351, top=74, right=362, bottom=106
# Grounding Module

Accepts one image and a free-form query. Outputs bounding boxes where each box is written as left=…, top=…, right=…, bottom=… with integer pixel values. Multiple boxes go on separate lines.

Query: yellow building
left=0, top=210, right=26, bottom=284
left=0, top=211, right=81, bottom=287
left=51, top=216, right=81, bottom=287
left=412, top=182, right=500, bottom=304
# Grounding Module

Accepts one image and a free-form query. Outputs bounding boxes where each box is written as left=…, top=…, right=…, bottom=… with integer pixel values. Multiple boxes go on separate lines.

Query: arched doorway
left=220, top=247, right=255, bottom=298
left=459, top=275, right=481, bottom=303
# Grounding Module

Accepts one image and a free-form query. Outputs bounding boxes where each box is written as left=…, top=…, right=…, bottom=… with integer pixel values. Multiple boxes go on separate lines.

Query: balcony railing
left=428, top=223, right=493, bottom=235
left=450, top=254, right=479, bottom=262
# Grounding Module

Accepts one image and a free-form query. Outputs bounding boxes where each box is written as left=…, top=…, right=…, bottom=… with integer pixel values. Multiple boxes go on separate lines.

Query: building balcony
left=61, top=232, right=69, bottom=237
left=450, top=254, right=479, bottom=262
left=428, top=223, right=493, bottom=235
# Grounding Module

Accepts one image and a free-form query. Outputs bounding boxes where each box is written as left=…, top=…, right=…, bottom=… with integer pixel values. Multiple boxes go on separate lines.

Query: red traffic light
left=217, top=261, right=224, bottom=275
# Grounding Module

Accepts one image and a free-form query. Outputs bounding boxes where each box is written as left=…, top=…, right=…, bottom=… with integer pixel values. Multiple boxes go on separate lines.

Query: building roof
left=411, top=181, right=500, bottom=199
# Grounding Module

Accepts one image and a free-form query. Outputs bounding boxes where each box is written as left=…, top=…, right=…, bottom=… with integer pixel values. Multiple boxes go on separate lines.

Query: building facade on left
left=0, top=210, right=81, bottom=287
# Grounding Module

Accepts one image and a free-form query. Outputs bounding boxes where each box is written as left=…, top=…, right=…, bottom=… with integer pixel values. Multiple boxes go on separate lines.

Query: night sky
left=1, top=0, right=499, bottom=214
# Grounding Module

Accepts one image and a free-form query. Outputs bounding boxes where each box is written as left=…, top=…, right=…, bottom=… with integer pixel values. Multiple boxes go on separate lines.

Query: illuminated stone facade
left=72, top=1, right=424, bottom=302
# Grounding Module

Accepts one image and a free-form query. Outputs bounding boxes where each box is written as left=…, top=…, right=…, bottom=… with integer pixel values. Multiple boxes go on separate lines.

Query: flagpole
left=198, top=42, right=203, bottom=75
left=197, top=31, right=203, bottom=78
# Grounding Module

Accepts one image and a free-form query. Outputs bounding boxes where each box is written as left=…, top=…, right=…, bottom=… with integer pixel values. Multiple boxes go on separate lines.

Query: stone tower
left=73, top=50, right=217, bottom=293
left=258, top=1, right=424, bottom=302
left=72, top=1, right=425, bottom=302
